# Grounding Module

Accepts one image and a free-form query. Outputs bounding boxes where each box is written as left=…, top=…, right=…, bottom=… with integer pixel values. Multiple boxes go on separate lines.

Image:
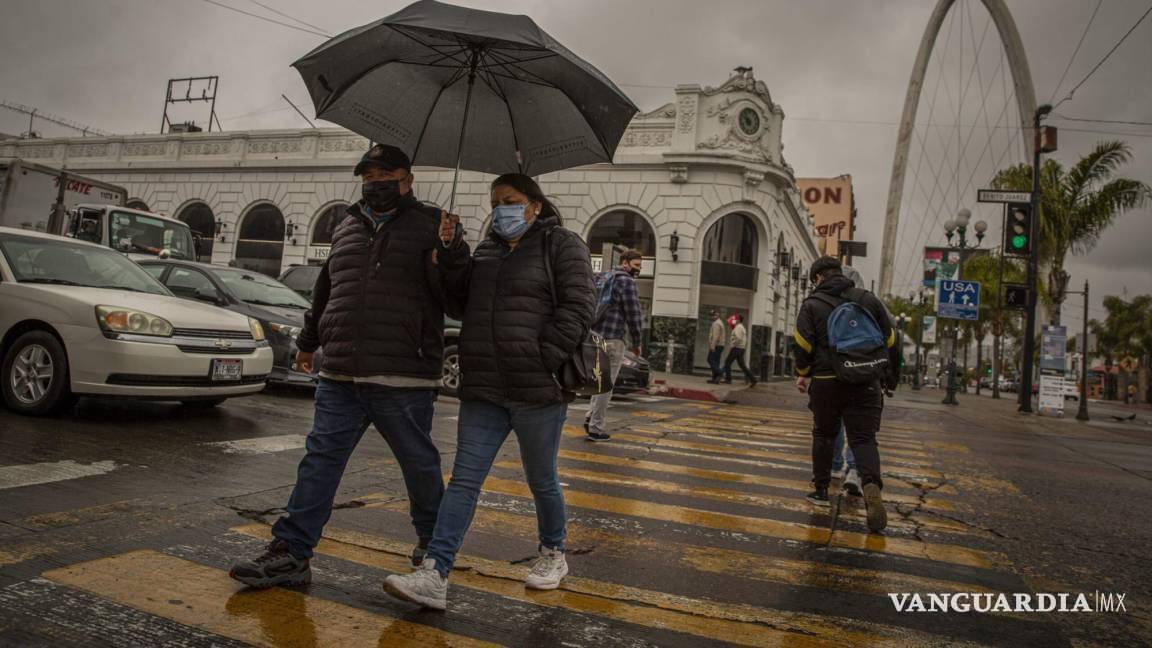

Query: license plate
left=210, top=358, right=243, bottom=382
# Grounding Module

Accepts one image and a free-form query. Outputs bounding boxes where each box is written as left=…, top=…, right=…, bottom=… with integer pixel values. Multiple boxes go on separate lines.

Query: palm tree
left=991, top=141, right=1150, bottom=325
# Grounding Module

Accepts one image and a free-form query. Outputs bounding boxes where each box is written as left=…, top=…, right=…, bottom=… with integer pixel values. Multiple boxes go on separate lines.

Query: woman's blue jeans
left=426, top=399, right=568, bottom=577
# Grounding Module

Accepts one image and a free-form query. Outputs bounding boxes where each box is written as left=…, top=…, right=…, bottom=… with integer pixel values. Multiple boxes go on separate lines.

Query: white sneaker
left=383, top=558, right=448, bottom=610
left=524, top=547, right=568, bottom=590
left=843, top=469, right=863, bottom=496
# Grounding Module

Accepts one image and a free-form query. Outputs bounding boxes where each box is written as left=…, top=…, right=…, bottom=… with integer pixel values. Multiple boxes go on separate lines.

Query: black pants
left=707, top=345, right=724, bottom=380
left=808, top=378, right=883, bottom=489
left=724, top=348, right=754, bottom=382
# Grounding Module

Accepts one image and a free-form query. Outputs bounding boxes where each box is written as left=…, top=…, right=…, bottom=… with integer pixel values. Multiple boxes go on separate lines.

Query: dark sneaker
left=806, top=487, right=830, bottom=506
left=749, top=378, right=759, bottom=387
left=863, top=482, right=888, bottom=532
left=229, top=539, right=311, bottom=588
left=585, top=431, right=611, bottom=442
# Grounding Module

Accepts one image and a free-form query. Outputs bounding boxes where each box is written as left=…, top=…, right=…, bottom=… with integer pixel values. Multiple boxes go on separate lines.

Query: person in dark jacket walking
left=793, top=256, right=894, bottom=532
left=383, top=173, right=595, bottom=610
left=230, top=145, right=453, bottom=588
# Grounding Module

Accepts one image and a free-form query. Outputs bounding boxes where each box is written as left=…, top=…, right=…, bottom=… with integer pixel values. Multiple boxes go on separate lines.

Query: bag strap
left=541, top=228, right=558, bottom=310
left=810, top=292, right=841, bottom=311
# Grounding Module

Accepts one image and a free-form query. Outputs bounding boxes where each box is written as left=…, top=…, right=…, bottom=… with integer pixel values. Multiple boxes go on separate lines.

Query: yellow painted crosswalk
left=43, top=550, right=496, bottom=647
left=21, top=400, right=1037, bottom=646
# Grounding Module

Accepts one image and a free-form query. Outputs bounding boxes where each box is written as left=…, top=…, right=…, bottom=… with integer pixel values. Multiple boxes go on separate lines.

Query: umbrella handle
left=448, top=48, right=482, bottom=214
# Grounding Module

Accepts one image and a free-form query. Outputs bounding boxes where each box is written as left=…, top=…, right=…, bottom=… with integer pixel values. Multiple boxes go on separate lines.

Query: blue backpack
left=813, top=288, right=890, bottom=384
left=592, top=270, right=618, bottom=325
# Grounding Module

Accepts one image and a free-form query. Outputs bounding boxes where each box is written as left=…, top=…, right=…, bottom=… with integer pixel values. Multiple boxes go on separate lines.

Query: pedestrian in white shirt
left=722, top=314, right=757, bottom=386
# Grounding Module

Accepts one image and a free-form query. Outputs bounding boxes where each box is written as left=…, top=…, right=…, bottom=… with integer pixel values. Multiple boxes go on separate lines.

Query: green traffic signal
left=1012, top=234, right=1028, bottom=249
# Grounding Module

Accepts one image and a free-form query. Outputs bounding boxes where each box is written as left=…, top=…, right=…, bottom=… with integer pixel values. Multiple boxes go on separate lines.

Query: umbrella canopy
left=292, top=0, right=638, bottom=178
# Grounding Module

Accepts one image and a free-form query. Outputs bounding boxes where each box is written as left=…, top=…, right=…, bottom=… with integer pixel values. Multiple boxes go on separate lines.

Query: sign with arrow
left=936, top=279, right=981, bottom=321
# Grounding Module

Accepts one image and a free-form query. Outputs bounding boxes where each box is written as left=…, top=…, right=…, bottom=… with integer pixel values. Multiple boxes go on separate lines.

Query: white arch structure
left=878, top=0, right=1038, bottom=296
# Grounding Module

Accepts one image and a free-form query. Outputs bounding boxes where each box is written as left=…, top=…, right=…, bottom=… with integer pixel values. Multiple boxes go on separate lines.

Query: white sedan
left=0, top=227, right=274, bottom=416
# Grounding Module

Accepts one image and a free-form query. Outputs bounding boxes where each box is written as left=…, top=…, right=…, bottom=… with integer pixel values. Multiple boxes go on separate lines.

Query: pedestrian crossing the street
left=2, top=400, right=1067, bottom=646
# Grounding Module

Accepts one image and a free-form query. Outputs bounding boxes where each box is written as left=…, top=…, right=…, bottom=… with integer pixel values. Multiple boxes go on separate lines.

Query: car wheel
left=181, top=398, right=227, bottom=409
left=1, top=331, right=75, bottom=416
left=440, top=345, right=461, bottom=398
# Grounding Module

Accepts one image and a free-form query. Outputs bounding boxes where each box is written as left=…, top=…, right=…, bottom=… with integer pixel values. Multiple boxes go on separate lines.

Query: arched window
left=311, top=203, right=346, bottom=246
left=126, top=199, right=150, bottom=212
left=586, top=210, right=656, bottom=258
left=702, top=213, right=758, bottom=266
left=177, top=201, right=215, bottom=263
left=235, top=203, right=285, bottom=276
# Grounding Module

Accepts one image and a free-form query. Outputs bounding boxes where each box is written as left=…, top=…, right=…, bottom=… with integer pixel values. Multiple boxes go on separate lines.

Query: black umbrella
left=292, top=0, right=638, bottom=208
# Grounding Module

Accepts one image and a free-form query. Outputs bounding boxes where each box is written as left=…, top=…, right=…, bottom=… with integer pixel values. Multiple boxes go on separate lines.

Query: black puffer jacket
left=440, top=213, right=595, bottom=404
left=296, top=196, right=449, bottom=378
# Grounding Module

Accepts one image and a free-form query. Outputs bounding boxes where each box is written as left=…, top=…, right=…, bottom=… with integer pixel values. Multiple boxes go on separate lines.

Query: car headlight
left=268, top=322, right=301, bottom=340
left=621, top=355, right=639, bottom=368
left=249, top=317, right=266, bottom=341
left=96, top=306, right=173, bottom=337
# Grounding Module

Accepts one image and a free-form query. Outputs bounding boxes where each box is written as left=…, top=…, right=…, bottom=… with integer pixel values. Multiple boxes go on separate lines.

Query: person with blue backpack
left=584, top=249, right=645, bottom=442
left=793, top=256, right=895, bottom=532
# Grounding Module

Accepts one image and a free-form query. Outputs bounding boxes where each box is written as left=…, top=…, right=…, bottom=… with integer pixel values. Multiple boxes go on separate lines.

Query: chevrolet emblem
left=214, top=339, right=233, bottom=349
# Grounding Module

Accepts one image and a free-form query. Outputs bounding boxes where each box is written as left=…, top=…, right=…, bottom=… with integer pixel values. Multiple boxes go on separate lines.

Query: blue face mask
left=491, top=204, right=532, bottom=240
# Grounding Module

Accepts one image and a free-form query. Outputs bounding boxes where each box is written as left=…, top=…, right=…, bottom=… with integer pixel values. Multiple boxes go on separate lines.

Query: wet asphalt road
left=0, top=381, right=1148, bottom=647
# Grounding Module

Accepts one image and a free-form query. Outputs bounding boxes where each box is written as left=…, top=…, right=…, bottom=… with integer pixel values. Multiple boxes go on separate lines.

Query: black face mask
left=362, top=180, right=403, bottom=213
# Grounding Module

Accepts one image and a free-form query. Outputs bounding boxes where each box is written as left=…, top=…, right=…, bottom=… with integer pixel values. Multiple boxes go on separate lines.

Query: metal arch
left=878, top=0, right=1037, bottom=296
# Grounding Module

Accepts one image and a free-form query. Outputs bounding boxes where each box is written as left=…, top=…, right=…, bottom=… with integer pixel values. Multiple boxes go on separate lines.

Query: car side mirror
left=194, top=286, right=225, bottom=305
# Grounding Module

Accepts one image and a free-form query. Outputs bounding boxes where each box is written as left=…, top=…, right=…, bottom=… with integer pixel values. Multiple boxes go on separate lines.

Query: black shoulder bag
left=541, top=229, right=613, bottom=396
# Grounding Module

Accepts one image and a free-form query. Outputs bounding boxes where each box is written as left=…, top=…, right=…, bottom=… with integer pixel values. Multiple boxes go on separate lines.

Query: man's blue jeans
left=426, top=399, right=568, bottom=577
left=831, top=422, right=857, bottom=472
left=272, top=379, right=443, bottom=559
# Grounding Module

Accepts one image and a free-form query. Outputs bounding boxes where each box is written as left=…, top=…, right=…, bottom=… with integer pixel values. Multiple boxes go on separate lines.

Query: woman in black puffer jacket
left=384, top=173, right=594, bottom=610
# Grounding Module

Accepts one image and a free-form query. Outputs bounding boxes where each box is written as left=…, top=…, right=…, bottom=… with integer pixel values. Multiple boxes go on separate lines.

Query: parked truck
left=0, top=159, right=198, bottom=259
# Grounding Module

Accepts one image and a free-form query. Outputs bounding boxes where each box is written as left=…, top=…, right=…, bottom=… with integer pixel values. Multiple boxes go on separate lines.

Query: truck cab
left=67, top=204, right=199, bottom=261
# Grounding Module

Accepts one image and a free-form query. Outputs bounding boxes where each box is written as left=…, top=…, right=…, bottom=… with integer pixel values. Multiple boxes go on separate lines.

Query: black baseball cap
left=354, top=144, right=412, bottom=176
left=808, top=255, right=842, bottom=282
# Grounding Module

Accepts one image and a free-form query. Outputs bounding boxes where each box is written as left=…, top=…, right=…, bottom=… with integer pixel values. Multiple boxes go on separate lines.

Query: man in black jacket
left=793, top=256, right=893, bottom=532
left=230, top=144, right=457, bottom=587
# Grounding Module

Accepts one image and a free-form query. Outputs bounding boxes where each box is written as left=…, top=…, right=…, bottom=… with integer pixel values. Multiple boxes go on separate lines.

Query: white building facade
left=1, top=70, right=818, bottom=376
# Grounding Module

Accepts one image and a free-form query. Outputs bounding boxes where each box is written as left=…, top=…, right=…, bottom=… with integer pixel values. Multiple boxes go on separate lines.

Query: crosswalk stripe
left=684, top=416, right=928, bottom=444
left=627, top=425, right=934, bottom=464
left=552, top=451, right=963, bottom=518
left=421, top=504, right=1011, bottom=598
left=202, top=434, right=307, bottom=455
left=572, top=434, right=946, bottom=492
left=554, top=449, right=958, bottom=510
left=652, top=420, right=932, bottom=453
left=0, top=460, right=121, bottom=490
left=573, top=427, right=946, bottom=482
left=501, top=461, right=972, bottom=536
left=233, top=524, right=947, bottom=647
left=476, top=476, right=1001, bottom=569
left=42, top=549, right=497, bottom=647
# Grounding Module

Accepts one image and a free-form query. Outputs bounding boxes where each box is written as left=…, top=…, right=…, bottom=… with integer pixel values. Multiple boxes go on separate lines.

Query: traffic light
left=1003, top=203, right=1032, bottom=256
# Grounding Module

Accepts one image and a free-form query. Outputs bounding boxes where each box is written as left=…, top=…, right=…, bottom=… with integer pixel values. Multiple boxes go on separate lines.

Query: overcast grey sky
left=1, top=0, right=1149, bottom=332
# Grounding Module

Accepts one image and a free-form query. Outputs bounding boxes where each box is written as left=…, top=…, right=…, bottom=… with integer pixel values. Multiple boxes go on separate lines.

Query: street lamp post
left=911, top=289, right=933, bottom=390
left=897, top=312, right=911, bottom=384
left=1067, top=279, right=1091, bottom=422
left=941, top=208, right=986, bottom=406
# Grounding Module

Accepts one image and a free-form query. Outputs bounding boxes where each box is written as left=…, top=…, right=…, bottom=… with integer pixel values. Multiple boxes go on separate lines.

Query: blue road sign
left=937, top=279, right=981, bottom=321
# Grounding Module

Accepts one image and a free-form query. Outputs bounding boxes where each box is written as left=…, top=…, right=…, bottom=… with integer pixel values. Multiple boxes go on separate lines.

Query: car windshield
left=214, top=268, right=310, bottom=309
left=109, top=211, right=196, bottom=260
left=0, top=233, right=170, bottom=295
left=280, top=266, right=321, bottom=295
